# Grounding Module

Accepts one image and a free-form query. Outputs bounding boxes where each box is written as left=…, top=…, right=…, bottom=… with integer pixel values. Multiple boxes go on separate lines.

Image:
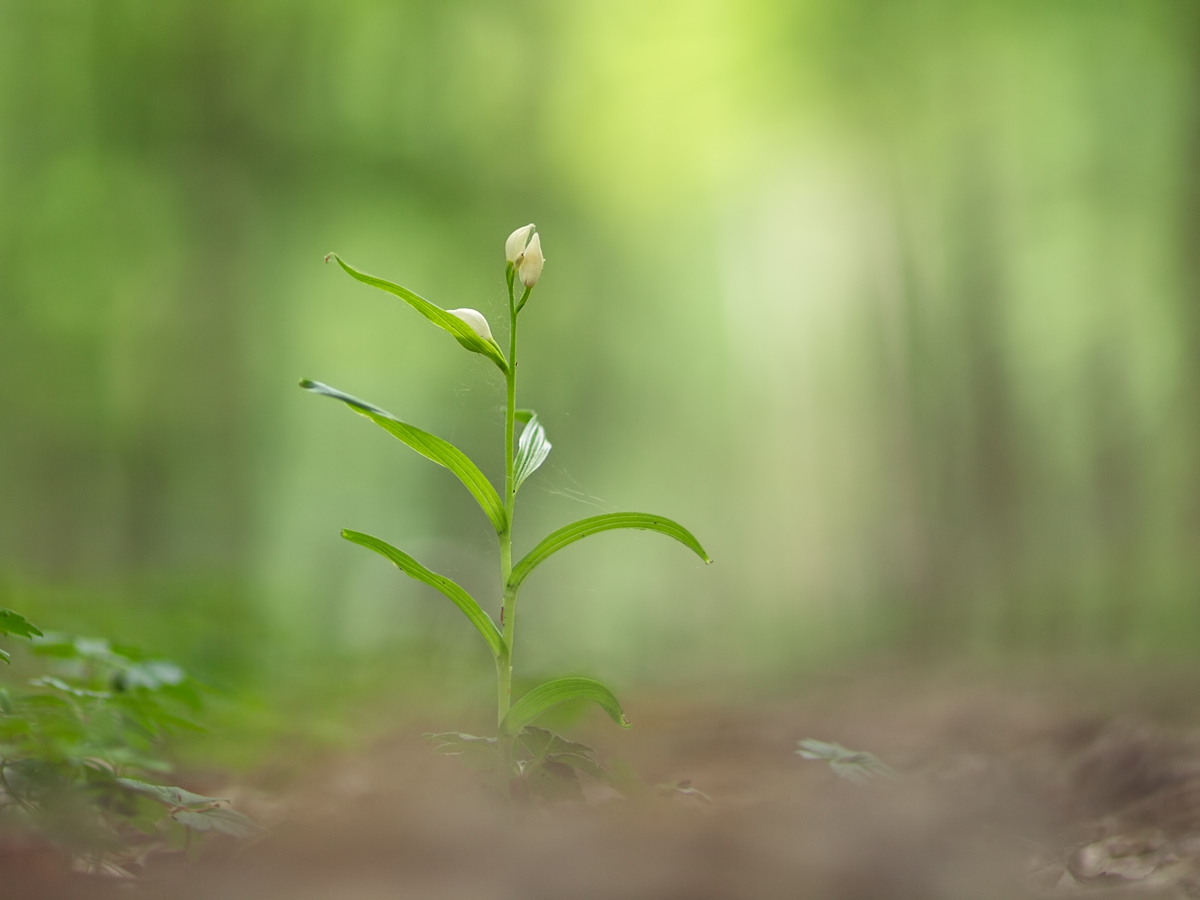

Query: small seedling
left=797, top=738, right=898, bottom=784
left=0, top=608, right=262, bottom=876
left=304, top=225, right=711, bottom=800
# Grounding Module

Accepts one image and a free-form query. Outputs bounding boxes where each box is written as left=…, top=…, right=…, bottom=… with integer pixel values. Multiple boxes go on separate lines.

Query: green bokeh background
left=2, top=0, right=1199, bottom=759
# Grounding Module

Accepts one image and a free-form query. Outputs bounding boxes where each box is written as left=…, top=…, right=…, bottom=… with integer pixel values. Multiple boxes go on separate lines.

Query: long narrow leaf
left=342, top=530, right=505, bottom=659
left=509, top=513, right=710, bottom=592
left=327, top=253, right=508, bottom=373
left=501, top=676, right=630, bottom=735
left=513, top=409, right=551, bottom=493
left=301, top=380, right=507, bottom=534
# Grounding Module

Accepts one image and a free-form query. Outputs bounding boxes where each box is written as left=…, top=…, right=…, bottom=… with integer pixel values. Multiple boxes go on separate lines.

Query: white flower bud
left=505, top=224, right=535, bottom=264
left=518, top=232, right=544, bottom=287
left=447, top=308, right=494, bottom=342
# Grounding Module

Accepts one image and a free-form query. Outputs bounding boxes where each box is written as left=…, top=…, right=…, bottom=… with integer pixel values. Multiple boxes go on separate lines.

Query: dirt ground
left=13, top=663, right=1200, bottom=899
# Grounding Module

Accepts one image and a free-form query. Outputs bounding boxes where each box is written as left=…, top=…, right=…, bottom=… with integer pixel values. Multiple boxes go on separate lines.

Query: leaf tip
left=299, top=378, right=316, bottom=389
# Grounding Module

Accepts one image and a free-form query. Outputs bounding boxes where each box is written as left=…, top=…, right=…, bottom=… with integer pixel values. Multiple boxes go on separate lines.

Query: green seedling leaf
left=513, top=410, right=551, bottom=492
left=501, top=677, right=630, bottom=736
left=424, top=732, right=500, bottom=772
left=516, top=727, right=608, bottom=779
left=509, top=513, right=711, bottom=592
left=30, top=676, right=111, bottom=699
left=0, top=609, right=42, bottom=640
left=117, top=778, right=226, bottom=808
left=173, top=806, right=264, bottom=838
left=797, top=739, right=898, bottom=784
left=301, top=380, right=507, bottom=534
left=326, top=253, right=509, bottom=374
left=342, top=530, right=505, bottom=659
left=517, top=725, right=594, bottom=762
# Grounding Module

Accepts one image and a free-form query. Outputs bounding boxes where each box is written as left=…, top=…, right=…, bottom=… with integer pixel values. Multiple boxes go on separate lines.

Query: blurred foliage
left=2, top=0, right=1200, bottom=765
left=0, top=611, right=261, bottom=873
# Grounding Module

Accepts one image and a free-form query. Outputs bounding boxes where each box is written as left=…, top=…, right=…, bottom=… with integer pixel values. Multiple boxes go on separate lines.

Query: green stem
left=498, top=267, right=519, bottom=728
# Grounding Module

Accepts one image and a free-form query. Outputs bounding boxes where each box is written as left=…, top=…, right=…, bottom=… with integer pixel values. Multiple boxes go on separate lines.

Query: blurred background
left=2, top=0, right=1198, bottom=764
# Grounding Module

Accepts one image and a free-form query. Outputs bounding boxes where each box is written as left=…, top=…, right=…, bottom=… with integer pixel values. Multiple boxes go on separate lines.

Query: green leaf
left=509, top=513, right=711, bottom=592
left=172, top=806, right=264, bottom=838
left=0, top=609, right=42, bottom=640
left=301, top=380, right=507, bottom=534
left=341, top=530, right=505, bottom=659
left=513, top=410, right=551, bottom=493
left=326, top=253, right=508, bottom=374
left=501, top=677, right=630, bottom=735
left=30, top=676, right=111, bottom=699
left=117, top=778, right=226, bottom=809
left=796, top=739, right=898, bottom=784
left=423, top=732, right=500, bottom=772
left=115, top=660, right=186, bottom=691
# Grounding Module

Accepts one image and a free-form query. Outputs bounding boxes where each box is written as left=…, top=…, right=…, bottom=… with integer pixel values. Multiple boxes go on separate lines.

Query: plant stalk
left=497, top=268, right=519, bottom=728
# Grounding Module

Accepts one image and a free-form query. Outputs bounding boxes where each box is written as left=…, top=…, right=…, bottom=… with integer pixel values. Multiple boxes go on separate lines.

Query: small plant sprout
left=796, top=739, right=898, bottom=785
left=304, top=226, right=711, bottom=800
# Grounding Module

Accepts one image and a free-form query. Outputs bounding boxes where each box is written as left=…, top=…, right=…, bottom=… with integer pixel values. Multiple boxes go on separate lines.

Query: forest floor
left=20, top=662, right=1200, bottom=899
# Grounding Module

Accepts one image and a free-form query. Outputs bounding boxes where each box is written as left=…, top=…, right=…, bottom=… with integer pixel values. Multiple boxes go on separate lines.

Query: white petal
left=505, top=224, right=535, bottom=264
left=518, top=232, right=544, bottom=287
left=446, top=308, right=493, bottom=342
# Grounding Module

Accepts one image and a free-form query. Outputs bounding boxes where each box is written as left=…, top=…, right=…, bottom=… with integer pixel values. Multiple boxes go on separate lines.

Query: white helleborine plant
left=303, top=226, right=709, bottom=802
left=446, top=308, right=493, bottom=342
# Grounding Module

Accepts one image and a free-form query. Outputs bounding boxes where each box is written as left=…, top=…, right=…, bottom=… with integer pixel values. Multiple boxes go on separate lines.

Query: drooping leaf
left=796, top=739, right=898, bottom=784
left=301, top=380, right=507, bottom=534
left=513, top=410, right=551, bottom=493
left=327, top=253, right=508, bottom=373
left=423, top=732, right=500, bottom=772
left=515, top=728, right=613, bottom=782
left=342, top=530, right=505, bottom=659
left=501, top=677, right=630, bottom=736
left=117, top=778, right=226, bottom=809
left=0, top=609, right=42, bottom=640
left=508, top=513, right=711, bottom=592
left=173, top=806, right=264, bottom=838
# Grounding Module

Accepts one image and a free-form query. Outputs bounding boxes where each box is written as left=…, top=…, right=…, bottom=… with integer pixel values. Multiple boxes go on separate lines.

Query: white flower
left=446, top=308, right=493, bottom=342
left=505, top=224, right=535, bottom=264
left=518, top=232, right=544, bottom=287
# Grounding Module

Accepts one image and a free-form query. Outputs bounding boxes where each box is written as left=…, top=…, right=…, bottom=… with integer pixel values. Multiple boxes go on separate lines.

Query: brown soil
left=15, top=664, right=1200, bottom=899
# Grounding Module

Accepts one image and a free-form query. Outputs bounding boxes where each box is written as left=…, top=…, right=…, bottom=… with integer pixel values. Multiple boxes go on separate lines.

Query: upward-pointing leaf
left=326, top=253, right=508, bottom=374
left=301, top=380, right=507, bottom=534
left=508, top=513, right=710, bottom=592
left=501, top=676, right=630, bottom=736
left=513, top=409, right=551, bottom=493
left=342, top=530, right=505, bottom=659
